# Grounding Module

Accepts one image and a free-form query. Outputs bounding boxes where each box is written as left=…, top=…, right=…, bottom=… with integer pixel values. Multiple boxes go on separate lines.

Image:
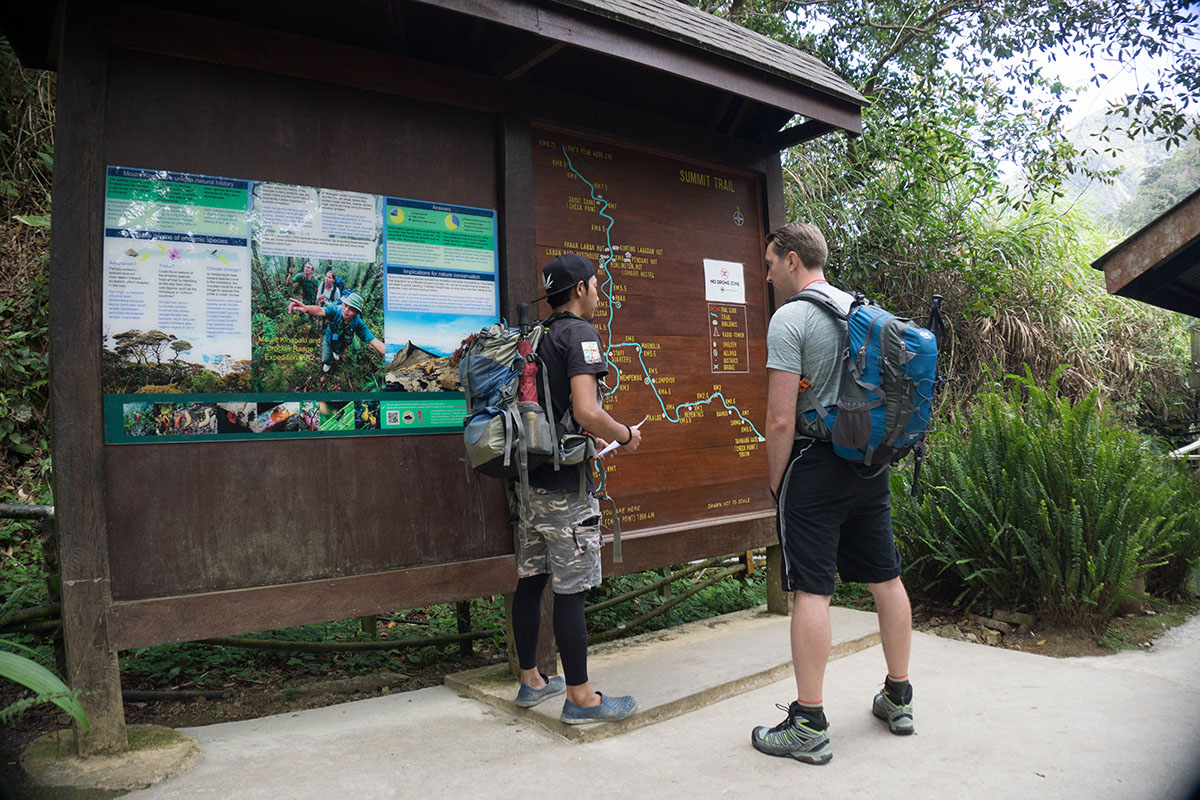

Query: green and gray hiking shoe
left=751, top=702, right=832, bottom=765
left=872, top=682, right=914, bottom=735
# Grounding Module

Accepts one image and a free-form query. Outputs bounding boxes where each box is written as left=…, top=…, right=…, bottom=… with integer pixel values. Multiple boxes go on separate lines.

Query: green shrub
left=892, top=369, right=1198, bottom=628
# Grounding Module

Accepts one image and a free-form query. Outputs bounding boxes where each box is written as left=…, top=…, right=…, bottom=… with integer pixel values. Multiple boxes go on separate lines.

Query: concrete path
left=124, top=607, right=1200, bottom=800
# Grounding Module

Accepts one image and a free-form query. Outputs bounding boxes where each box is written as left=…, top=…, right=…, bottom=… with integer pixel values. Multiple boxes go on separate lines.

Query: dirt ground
left=2, top=602, right=1195, bottom=799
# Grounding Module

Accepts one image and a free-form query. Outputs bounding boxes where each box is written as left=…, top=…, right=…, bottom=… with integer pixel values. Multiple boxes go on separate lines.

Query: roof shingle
left=550, top=0, right=867, bottom=107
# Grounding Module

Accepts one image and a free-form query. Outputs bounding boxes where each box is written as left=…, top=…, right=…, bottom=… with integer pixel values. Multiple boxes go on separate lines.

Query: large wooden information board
left=533, top=128, right=772, bottom=532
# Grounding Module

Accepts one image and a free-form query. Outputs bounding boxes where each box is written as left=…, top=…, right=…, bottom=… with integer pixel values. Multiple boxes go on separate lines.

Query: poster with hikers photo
left=250, top=256, right=386, bottom=393
left=101, top=166, right=497, bottom=443
left=249, top=182, right=387, bottom=392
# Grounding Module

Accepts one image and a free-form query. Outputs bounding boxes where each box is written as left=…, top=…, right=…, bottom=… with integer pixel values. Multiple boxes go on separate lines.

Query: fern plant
left=892, top=369, right=1198, bottom=628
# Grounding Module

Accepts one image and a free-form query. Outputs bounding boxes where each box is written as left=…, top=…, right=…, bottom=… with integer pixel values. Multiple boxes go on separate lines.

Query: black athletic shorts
left=775, top=438, right=902, bottom=595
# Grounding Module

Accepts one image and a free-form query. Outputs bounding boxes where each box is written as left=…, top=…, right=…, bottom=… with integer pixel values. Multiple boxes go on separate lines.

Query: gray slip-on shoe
left=514, top=675, right=566, bottom=708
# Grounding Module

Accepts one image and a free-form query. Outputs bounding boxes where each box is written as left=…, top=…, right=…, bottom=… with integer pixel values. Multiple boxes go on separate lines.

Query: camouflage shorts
left=513, top=487, right=603, bottom=594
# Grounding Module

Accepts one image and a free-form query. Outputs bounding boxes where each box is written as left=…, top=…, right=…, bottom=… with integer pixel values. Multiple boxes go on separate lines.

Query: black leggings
left=512, top=574, right=589, bottom=686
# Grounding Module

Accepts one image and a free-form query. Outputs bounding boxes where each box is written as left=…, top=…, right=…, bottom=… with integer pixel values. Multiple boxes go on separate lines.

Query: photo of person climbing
left=287, top=290, right=386, bottom=386
left=251, top=253, right=385, bottom=392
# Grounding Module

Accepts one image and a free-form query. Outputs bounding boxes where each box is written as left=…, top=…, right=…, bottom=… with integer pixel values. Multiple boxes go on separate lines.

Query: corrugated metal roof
left=551, top=0, right=867, bottom=107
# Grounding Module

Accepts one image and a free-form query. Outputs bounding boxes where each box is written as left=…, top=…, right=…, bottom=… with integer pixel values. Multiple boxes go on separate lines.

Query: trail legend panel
left=710, top=304, right=749, bottom=373
left=533, top=129, right=773, bottom=532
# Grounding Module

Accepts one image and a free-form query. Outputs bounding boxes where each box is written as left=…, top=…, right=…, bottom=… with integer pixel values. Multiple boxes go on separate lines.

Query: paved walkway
left=124, top=607, right=1200, bottom=800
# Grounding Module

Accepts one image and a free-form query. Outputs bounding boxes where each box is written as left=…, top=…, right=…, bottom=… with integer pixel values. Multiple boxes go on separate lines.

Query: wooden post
left=40, top=516, right=67, bottom=678
left=537, top=587, right=558, bottom=678
left=50, top=0, right=128, bottom=755
left=360, top=616, right=378, bottom=640
left=501, top=589, right=557, bottom=678
left=498, top=91, right=560, bottom=679
left=503, top=592, right=519, bottom=677
left=740, top=550, right=756, bottom=581
left=456, top=600, right=473, bottom=657
left=762, top=149, right=788, bottom=617
left=1190, top=326, right=1199, bottom=392
left=765, top=545, right=791, bottom=615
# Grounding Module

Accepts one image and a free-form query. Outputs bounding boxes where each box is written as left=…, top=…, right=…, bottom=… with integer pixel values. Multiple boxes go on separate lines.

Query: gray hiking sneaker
left=560, top=692, right=637, bottom=724
left=514, top=675, right=565, bottom=708
left=751, top=702, right=832, bottom=765
left=873, top=684, right=915, bottom=735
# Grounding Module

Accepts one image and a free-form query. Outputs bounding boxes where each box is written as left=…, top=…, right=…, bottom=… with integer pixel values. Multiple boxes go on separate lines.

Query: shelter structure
left=1094, top=187, right=1200, bottom=454
left=1093, top=187, right=1200, bottom=317
left=2, top=0, right=865, bottom=753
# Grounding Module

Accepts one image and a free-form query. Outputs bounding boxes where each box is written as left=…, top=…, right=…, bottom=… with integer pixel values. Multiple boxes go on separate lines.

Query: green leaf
left=12, top=214, right=51, bottom=228
left=0, top=650, right=89, bottom=732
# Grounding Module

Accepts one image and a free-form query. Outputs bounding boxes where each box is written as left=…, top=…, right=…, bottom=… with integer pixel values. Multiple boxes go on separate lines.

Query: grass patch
left=1099, top=600, right=1200, bottom=652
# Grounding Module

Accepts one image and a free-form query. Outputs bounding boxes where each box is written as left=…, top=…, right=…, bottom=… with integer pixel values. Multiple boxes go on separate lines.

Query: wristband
left=618, top=424, right=632, bottom=445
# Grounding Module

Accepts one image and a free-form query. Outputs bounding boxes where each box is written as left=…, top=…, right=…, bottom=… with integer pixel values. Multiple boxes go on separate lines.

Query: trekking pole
left=912, top=294, right=946, bottom=498
left=517, top=301, right=530, bottom=337
left=926, top=294, right=945, bottom=355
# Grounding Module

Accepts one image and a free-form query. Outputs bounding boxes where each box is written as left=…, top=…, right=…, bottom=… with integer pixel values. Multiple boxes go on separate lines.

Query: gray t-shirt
left=766, top=281, right=854, bottom=439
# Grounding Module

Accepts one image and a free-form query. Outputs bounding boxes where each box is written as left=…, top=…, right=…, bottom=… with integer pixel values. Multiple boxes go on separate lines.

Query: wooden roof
left=1093, top=187, right=1200, bottom=318
left=532, top=0, right=865, bottom=106
left=2, top=0, right=864, bottom=147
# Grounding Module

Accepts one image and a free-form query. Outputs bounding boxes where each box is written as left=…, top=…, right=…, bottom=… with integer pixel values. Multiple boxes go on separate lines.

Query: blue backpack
left=786, top=289, right=939, bottom=473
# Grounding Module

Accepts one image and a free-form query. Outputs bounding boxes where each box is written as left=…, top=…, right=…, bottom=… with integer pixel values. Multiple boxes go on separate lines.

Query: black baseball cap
left=541, top=253, right=595, bottom=297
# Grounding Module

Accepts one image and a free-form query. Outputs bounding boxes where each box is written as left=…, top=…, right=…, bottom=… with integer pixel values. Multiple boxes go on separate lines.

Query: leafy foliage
left=1114, top=138, right=1200, bottom=233
left=693, top=0, right=1199, bottom=437
left=892, top=370, right=1200, bottom=628
left=1, top=38, right=55, bottom=597
left=697, top=0, right=1199, bottom=194
left=0, top=643, right=88, bottom=731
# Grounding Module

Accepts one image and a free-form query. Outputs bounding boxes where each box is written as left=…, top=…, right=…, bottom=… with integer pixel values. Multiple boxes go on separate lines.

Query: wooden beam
left=764, top=119, right=838, bottom=151
left=720, top=97, right=754, bottom=139
left=410, top=0, right=862, bottom=132
left=600, top=512, right=776, bottom=577
left=1094, top=188, right=1200, bottom=295
left=104, top=511, right=777, bottom=651
left=501, top=41, right=567, bottom=82
left=50, top=0, right=128, bottom=756
left=500, top=88, right=539, bottom=319
left=527, top=84, right=774, bottom=172
left=107, top=2, right=503, bottom=114
left=106, top=556, right=518, bottom=651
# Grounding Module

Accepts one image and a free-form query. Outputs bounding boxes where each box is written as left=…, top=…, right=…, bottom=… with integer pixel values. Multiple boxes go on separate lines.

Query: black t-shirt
left=527, top=312, right=608, bottom=492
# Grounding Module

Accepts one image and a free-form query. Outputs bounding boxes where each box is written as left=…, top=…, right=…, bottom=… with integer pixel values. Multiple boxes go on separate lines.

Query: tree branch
left=860, top=0, right=982, bottom=98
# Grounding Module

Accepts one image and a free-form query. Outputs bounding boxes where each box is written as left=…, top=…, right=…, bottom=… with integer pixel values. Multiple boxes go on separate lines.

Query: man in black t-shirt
left=509, top=254, right=644, bottom=725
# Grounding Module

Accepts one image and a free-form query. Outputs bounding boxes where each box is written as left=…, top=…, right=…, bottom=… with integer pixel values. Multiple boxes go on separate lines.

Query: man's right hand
left=620, top=423, right=642, bottom=453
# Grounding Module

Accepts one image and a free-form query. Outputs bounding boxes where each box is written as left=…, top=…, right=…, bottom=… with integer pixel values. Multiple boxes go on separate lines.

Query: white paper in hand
left=596, top=415, right=649, bottom=457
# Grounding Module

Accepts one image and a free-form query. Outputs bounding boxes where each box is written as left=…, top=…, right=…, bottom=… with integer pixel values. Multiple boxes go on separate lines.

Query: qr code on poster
left=386, top=410, right=400, bottom=426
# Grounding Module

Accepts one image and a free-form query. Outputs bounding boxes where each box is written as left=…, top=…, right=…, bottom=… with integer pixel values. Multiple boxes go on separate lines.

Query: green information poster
left=101, top=166, right=496, bottom=444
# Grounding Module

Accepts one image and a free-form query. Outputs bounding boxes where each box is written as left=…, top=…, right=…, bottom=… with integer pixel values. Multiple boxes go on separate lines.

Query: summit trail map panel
left=532, top=129, right=772, bottom=532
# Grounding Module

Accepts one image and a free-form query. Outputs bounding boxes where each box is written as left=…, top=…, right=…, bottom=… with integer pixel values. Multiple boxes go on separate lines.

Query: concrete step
left=444, top=604, right=881, bottom=743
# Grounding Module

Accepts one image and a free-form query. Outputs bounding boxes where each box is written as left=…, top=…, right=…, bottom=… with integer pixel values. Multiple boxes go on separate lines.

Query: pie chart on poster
left=388, top=207, right=405, bottom=225
left=444, top=214, right=460, bottom=230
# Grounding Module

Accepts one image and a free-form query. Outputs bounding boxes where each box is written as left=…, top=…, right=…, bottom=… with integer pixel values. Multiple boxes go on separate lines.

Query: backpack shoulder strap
left=784, top=288, right=850, bottom=321
left=782, top=289, right=853, bottom=433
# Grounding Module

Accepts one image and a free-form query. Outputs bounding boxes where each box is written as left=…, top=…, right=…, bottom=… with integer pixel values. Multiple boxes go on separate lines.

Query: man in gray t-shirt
left=750, top=222, right=915, bottom=767
left=765, top=281, right=853, bottom=439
